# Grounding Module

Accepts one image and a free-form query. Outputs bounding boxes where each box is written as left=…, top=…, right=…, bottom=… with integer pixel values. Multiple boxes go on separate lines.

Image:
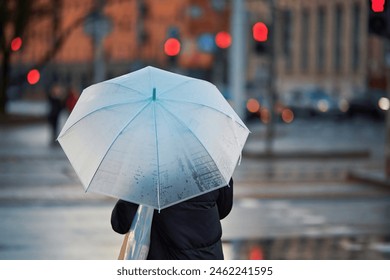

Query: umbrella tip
left=152, top=87, right=156, bottom=101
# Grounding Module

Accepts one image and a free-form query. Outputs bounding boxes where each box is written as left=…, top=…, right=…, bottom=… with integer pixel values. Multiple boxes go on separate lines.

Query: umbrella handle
left=123, top=205, right=154, bottom=260
left=118, top=232, right=129, bottom=260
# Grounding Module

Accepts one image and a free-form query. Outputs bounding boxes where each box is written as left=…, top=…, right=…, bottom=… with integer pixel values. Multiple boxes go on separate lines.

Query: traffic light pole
left=368, top=0, right=390, bottom=178
left=385, top=38, right=390, bottom=178
left=265, top=0, right=276, bottom=155
left=84, top=1, right=112, bottom=84
left=229, top=0, right=245, bottom=119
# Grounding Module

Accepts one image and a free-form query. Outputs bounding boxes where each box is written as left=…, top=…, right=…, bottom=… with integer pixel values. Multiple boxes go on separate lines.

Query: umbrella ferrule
left=152, top=87, right=156, bottom=101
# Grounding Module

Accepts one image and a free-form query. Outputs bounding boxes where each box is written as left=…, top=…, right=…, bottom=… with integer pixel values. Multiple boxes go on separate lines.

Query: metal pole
left=265, top=0, right=276, bottom=155
left=93, top=36, right=106, bottom=83
left=229, top=0, right=246, bottom=119
left=92, top=0, right=111, bottom=83
left=385, top=38, right=390, bottom=177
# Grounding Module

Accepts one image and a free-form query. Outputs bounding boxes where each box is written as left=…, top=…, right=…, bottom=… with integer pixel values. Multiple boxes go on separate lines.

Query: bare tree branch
left=9, top=9, right=93, bottom=86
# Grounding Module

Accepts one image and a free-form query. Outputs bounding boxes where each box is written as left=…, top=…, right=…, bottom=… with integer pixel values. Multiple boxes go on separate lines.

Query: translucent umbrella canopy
left=58, top=66, right=249, bottom=210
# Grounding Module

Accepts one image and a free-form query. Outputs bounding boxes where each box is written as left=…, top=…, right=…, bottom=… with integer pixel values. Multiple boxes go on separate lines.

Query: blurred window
left=334, top=4, right=343, bottom=72
left=282, top=9, right=293, bottom=71
left=316, top=6, right=326, bottom=73
left=300, top=8, right=309, bottom=73
left=352, top=2, right=361, bottom=72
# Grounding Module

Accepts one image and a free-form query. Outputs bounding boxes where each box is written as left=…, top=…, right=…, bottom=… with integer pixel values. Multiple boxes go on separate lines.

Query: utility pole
left=84, top=0, right=112, bottom=84
left=385, top=38, right=390, bottom=178
left=229, top=0, right=246, bottom=119
left=368, top=0, right=390, bottom=177
left=265, top=0, right=276, bottom=155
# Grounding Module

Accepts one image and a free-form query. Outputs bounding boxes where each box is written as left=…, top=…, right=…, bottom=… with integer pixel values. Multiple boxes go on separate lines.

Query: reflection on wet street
left=222, top=197, right=390, bottom=260
left=0, top=203, right=121, bottom=260
left=1, top=118, right=390, bottom=259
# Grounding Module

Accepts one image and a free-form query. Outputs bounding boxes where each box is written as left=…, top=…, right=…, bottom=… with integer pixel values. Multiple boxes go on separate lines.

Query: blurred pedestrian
left=111, top=178, right=234, bottom=260
left=47, top=84, right=66, bottom=144
left=65, top=87, right=80, bottom=113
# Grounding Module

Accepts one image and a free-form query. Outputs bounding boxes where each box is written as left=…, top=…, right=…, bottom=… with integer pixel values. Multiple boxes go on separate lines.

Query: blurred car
left=347, top=89, right=389, bottom=119
left=245, top=96, right=294, bottom=124
left=285, top=88, right=347, bottom=117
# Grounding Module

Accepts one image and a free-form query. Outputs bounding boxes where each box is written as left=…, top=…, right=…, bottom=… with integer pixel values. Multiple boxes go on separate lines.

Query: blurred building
left=8, top=0, right=229, bottom=97
left=247, top=0, right=387, bottom=102
left=6, top=0, right=388, bottom=103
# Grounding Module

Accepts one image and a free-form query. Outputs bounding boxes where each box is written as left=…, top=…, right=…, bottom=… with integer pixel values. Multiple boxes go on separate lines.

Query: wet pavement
left=1, top=110, right=390, bottom=259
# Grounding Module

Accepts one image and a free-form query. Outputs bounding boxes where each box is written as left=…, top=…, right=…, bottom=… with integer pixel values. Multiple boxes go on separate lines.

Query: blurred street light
left=281, top=108, right=294, bottom=123
left=371, top=0, right=385, bottom=12
left=27, top=69, right=40, bottom=85
left=11, top=37, right=23, bottom=52
left=215, top=31, right=232, bottom=49
left=252, top=22, right=268, bottom=42
left=198, top=33, right=216, bottom=53
left=246, top=98, right=260, bottom=113
left=368, top=0, right=390, bottom=38
left=164, top=38, right=181, bottom=56
left=379, top=97, right=390, bottom=111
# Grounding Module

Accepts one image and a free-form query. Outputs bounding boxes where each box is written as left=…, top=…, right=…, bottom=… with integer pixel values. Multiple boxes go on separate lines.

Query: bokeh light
left=260, top=108, right=270, bottom=123
left=246, top=98, right=260, bottom=113
left=164, top=38, right=181, bottom=56
left=215, top=31, right=232, bottom=49
left=378, top=97, right=390, bottom=111
left=11, top=37, right=22, bottom=51
left=281, top=108, right=294, bottom=123
left=27, top=69, right=40, bottom=85
left=252, top=22, right=268, bottom=42
left=371, top=0, right=385, bottom=12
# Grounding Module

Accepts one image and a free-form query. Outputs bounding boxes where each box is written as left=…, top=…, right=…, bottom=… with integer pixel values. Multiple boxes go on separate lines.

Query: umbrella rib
left=152, top=101, right=161, bottom=211
left=148, top=67, right=162, bottom=210
left=103, top=82, right=148, bottom=97
left=59, top=99, right=149, bottom=137
left=158, top=79, right=195, bottom=98
left=161, top=98, right=248, bottom=130
left=84, top=100, right=153, bottom=193
left=158, top=102, right=228, bottom=184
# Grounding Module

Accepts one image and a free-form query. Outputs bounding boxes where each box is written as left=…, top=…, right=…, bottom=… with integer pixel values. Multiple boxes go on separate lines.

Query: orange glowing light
left=11, top=37, right=22, bottom=51
left=27, top=69, right=40, bottom=85
left=246, top=98, right=260, bottom=113
left=215, top=31, right=232, bottom=49
left=260, top=108, right=270, bottom=123
left=249, top=246, right=264, bottom=260
left=281, top=109, right=294, bottom=123
left=164, top=38, right=181, bottom=56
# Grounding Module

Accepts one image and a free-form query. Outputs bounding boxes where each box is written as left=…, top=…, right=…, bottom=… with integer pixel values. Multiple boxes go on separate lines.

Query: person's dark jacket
left=111, top=178, right=233, bottom=260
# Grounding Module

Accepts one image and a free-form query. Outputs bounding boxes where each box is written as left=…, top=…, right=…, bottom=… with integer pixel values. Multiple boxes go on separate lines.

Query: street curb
left=347, top=170, right=390, bottom=188
left=0, top=114, right=46, bottom=126
left=243, top=149, right=371, bottom=159
left=234, top=191, right=390, bottom=200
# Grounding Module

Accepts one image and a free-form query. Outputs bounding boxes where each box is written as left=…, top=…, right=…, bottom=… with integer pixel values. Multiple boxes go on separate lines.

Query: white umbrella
left=58, top=66, right=249, bottom=210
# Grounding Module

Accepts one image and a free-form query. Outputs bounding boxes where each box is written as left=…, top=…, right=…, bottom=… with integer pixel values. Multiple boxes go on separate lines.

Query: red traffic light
left=27, top=69, right=40, bottom=85
left=253, top=22, right=268, bottom=42
left=11, top=37, right=22, bottom=52
left=164, top=38, right=181, bottom=56
left=215, top=31, right=232, bottom=49
left=371, top=0, right=385, bottom=12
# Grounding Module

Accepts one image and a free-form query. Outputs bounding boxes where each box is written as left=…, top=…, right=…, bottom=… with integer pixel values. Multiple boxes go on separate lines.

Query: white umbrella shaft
left=124, top=205, right=154, bottom=260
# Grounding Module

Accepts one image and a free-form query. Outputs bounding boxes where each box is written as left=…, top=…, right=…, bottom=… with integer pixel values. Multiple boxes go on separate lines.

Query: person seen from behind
left=111, top=178, right=233, bottom=260
left=47, top=83, right=66, bottom=145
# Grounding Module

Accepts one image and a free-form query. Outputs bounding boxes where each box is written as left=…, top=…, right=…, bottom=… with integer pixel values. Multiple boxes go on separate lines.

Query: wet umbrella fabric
left=58, top=66, right=249, bottom=210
